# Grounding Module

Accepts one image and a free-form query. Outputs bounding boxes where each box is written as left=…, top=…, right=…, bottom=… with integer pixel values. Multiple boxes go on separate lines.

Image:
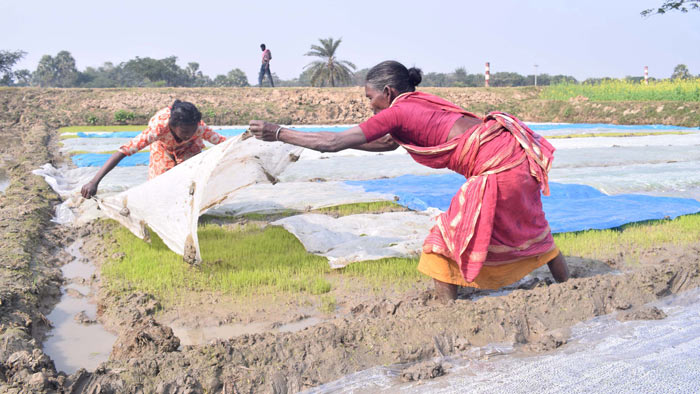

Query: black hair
left=365, top=60, right=422, bottom=94
left=170, top=100, right=201, bottom=127
left=260, top=44, right=266, bottom=50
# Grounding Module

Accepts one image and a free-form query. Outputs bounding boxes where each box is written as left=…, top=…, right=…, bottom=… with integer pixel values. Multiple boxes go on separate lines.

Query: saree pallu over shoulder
left=391, top=92, right=555, bottom=282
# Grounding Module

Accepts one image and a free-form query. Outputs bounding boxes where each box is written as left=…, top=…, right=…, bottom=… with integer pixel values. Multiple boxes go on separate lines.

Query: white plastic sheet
left=272, top=212, right=435, bottom=268
left=96, top=135, right=303, bottom=262
left=205, top=182, right=393, bottom=216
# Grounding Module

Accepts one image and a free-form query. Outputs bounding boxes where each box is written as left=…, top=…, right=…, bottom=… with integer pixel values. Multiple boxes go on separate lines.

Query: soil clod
left=616, top=306, right=668, bottom=322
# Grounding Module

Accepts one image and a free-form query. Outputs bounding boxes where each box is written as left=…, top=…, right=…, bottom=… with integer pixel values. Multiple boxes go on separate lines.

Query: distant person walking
left=258, top=44, right=274, bottom=87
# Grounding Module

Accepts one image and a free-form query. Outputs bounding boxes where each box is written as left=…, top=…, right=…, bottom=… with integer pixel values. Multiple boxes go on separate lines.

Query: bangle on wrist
left=275, top=126, right=283, bottom=141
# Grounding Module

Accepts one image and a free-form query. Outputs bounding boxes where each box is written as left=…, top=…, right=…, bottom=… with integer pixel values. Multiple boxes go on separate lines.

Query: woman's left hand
left=249, top=120, right=279, bottom=141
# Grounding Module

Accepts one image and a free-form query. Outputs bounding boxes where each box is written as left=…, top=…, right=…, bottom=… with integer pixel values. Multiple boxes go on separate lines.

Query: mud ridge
left=0, top=124, right=65, bottom=391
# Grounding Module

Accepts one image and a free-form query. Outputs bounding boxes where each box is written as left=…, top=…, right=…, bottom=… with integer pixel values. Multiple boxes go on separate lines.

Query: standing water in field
left=43, top=240, right=116, bottom=374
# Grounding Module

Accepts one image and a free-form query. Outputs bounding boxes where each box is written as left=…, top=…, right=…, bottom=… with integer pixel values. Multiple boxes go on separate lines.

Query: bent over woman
left=81, top=100, right=226, bottom=198
left=249, top=61, right=569, bottom=301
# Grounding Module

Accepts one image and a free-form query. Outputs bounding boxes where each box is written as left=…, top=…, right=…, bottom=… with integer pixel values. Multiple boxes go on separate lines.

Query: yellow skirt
left=417, top=247, right=560, bottom=290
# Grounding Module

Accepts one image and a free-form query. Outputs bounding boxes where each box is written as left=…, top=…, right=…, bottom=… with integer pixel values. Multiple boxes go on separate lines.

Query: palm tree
left=304, top=37, right=356, bottom=87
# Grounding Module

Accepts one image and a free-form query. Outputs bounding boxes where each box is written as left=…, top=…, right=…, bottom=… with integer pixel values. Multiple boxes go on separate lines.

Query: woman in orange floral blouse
left=81, top=100, right=226, bottom=198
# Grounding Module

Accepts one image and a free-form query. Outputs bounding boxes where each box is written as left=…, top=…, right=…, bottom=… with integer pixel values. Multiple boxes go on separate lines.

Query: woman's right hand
left=249, top=120, right=280, bottom=141
left=81, top=181, right=98, bottom=199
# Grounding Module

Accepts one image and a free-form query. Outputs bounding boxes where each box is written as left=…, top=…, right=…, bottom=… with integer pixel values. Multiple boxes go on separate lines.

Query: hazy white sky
left=2, top=0, right=699, bottom=82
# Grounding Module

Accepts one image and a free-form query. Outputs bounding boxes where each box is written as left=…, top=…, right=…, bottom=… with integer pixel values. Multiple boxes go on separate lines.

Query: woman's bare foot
left=433, top=279, right=458, bottom=302
left=547, top=252, right=569, bottom=283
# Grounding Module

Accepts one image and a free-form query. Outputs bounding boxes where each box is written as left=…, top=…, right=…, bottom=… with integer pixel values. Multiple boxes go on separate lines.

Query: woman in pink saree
left=249, top=60, right=569, bottom=301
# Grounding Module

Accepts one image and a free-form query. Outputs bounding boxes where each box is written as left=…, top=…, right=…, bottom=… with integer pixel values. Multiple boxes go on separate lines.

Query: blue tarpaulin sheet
left=74, top=127, right=353, bottom=139
left=347, top=174, right=700, bottom=233
left=71, top=124, right=696, bottom=139
left=72, top=152, right=150, bottom=167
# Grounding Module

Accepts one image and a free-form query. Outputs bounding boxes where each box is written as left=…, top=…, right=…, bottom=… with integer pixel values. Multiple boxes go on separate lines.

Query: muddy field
left=1, top=89, right=700, bottom=393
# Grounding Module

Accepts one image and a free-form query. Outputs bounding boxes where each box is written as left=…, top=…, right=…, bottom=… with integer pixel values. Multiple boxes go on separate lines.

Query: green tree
left=642, top=0, right=700, bottom=16
left=304, top=37, right=356, bottom=87
left=0, top=50, right=27, bottom=86
left=121, top=56, right=188, bottom=86
left=422, top=72, right=449, bottom=87
left=672, top=64, right=691, bottom=80
left=12, top=69, right=32, bottom=86
left=352, top=68, right=369, bottom=86
left=213, top=68, right=249, bottom=87
left=185, top=62, right=212, bottom=86
left=226, top=68, right=249, bottom=87
left=33, top=51, right=79, bottom=87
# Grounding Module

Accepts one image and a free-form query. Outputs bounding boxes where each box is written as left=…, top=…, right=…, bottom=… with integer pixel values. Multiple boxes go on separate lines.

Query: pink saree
left=391, top=92, right=556, bottom=282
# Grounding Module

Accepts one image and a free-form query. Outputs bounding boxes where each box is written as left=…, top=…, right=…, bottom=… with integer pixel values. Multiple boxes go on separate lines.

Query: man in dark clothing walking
left=258, top=44, right=274, bottom=87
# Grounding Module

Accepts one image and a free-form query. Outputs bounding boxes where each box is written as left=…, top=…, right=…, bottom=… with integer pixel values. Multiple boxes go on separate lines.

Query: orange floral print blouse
left=118, top=107, right=226, bottom=179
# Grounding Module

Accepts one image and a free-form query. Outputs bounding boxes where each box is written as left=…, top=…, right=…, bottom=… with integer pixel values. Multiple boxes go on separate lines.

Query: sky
left=2, top=0, right=699, bottom=83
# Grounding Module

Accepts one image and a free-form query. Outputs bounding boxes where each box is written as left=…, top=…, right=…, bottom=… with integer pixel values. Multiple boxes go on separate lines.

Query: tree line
left=0, top=48, right=696, bottom=89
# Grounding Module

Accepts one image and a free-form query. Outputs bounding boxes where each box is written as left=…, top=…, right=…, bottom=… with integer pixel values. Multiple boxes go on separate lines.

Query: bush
left=85, top=114, right=99, bottom=125
left=114, top=110, right=136, bottom=124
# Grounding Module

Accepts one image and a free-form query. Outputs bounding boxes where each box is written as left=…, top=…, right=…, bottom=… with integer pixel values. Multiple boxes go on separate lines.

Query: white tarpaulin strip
left=205, top=182, right=393, bottom=216
left=271, top=212, right=436, bottom=268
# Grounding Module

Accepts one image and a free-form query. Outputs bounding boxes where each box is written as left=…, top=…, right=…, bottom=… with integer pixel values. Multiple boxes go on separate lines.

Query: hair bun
left=172, top=99, right=182, bottom=108
left=407, top=67, right=422, bottom=87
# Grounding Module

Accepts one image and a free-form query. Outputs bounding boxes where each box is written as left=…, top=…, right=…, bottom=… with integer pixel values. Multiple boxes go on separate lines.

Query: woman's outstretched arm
left=80, top=151, right=126, bottom=198
left=249, top=121, right=369, bottom=152
left=352, top=134, right=399, bottom=152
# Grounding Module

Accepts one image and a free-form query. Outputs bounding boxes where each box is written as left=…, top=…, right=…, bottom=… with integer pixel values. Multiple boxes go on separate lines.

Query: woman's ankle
left=433, top=279, right=458, bottom=302
left=547, top=252, right=570, bottom=283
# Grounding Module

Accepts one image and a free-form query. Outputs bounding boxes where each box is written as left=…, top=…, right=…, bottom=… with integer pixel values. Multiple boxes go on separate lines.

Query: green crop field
left=542, top=79, right=700, bottom=102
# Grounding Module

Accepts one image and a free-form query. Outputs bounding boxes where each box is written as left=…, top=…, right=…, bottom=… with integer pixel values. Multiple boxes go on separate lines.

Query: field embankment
left=1, top=86, right=699, bottom=128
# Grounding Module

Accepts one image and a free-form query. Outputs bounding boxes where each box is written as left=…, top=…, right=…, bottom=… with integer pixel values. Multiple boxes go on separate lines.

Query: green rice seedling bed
left=541, top=79, right=700, bottom=102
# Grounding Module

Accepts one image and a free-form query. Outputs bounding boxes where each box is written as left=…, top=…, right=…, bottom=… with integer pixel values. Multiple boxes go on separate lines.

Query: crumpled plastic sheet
left=94, top=135, right=302, bottom=262
left=272, top=212, right=436, bottom=268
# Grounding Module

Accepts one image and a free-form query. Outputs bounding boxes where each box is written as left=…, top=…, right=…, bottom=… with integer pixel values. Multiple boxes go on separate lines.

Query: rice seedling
left=314, top=201, right=407, bottom=216
left=542, top=79, right=700, bottom=102
left=553, top=213, right=700, bottom=263
left=103, top=205, right=700, bottom=306
left=547, top=131, right=693, bottom=139
left=102, top=223, right=333, bottom=302
left=320, top=294, right=337, bottom=313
